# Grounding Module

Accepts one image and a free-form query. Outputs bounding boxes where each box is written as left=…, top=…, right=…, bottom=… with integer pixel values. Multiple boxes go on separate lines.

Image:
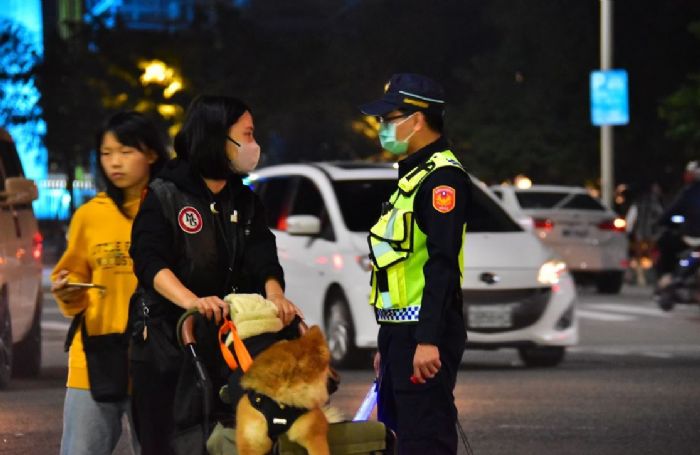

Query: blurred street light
left=352, top=116, right=379, bottom=139
left=163, top=79, right=183, bottom=98
left=514, top=174, right=532, bottom=189
left=138, top=59, right=184, bottom=99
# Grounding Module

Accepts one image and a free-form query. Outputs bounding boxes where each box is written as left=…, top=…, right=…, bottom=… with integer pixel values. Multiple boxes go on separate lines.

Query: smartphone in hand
left=65, top=282, right=107, bottom=291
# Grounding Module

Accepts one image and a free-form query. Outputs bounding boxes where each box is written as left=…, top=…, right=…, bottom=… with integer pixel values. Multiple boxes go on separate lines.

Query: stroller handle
left=176, top=308, right=200, bottom=347
left=181, top=314, right=196, bottom=345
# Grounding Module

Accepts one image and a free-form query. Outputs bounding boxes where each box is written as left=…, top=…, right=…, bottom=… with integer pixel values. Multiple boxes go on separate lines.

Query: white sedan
left=491, top=184, right=628, bottom=294
left=249, top=164, right=578, bottom=368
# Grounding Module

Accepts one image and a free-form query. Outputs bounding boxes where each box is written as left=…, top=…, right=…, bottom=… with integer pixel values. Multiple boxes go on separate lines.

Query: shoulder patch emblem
left=178, top=206, right=203, bottom=234
left=432, top=185, right=456, bottom=213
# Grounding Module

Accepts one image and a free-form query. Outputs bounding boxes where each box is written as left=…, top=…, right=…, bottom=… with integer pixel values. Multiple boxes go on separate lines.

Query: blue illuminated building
left=0, top=0, right=56, bottom=217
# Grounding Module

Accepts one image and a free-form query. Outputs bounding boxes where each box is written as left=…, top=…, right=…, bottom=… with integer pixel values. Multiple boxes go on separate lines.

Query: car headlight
left=538, top=259, right=567, bottom=285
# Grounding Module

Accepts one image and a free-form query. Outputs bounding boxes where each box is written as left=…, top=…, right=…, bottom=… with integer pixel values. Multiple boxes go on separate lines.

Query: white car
left=0, top=128, right=43, bottom=388
left=250, top=163, right=578, bottom=368
left=491, top=184, right=628, bottom=294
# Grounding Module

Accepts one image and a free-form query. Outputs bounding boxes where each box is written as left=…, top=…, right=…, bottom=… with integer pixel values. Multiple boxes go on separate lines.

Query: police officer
left=360, top=74, right=470, bottom=454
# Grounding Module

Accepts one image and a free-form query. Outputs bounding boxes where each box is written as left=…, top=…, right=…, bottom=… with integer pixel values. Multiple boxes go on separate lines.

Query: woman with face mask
left=128, top=95, right=302, bottom=454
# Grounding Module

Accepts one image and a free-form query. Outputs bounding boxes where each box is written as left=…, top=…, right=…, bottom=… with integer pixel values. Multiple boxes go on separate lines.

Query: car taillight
left=533, top=218, right=554, bottom=231
left=598, top=218, right=626, bottom=232
left=356, top=255, right=372, bottom=271
left=32, top=231, right=43, bottom=261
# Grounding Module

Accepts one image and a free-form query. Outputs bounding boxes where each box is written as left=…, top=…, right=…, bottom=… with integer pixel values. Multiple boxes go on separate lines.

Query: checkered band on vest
left=376, top=305, right=421, bottom=322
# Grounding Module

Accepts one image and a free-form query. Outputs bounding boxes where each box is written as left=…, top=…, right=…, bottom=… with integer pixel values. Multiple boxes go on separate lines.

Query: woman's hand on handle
left=264, top=277, right=303, bottom=325
left=188, top=296, right=229, bottom=324
left=267, top=293, right=303, bottom=326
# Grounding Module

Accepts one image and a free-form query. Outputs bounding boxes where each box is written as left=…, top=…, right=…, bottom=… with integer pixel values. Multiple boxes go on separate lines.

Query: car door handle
left=12, top=215, right=21, bottom=238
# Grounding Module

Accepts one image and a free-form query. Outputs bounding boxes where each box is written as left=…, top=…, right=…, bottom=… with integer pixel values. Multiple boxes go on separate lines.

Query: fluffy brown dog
left=236, top=325, right=331, bottom=455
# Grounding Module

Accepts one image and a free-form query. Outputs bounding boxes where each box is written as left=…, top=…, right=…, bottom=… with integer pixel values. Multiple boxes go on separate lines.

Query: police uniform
left=361, top=74, right=470, bottom=454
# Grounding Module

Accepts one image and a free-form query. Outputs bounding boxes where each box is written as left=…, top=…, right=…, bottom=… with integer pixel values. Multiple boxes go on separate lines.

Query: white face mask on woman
left=227, top=136, right=261, bottom=174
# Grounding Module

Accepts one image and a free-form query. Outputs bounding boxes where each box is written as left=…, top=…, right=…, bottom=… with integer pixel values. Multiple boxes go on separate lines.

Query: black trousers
left=130, top=360, right=179, bottom=455
left=377, top=314, right=466, bottom=455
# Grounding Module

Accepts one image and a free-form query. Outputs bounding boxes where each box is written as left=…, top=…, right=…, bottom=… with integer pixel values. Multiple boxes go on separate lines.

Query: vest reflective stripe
left=368, top=150, right=467, bottom=320
left=376, top=305, right=421, bottom=322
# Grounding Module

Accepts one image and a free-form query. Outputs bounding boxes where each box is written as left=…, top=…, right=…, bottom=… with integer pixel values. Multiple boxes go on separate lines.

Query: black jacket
left=660, top=181, right=700, bottom=238
left=130, top=159, right=285, bottom=306
left=396, top=137, right=471, bottom=345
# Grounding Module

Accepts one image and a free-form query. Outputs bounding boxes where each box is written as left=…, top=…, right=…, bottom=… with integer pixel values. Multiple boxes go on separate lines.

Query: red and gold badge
left=432, top=185, right=456, bottom=213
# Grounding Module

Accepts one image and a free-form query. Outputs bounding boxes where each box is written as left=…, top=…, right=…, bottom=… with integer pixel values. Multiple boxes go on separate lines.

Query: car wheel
left=12, top=292, right=42, bottom=377
left=596, top=271, right=624, bottom=294
left=0, top=292, right=13, bottom=388
left=518, top=346, right=565, bottom=367
left=324, top=291, right=362, bottom=368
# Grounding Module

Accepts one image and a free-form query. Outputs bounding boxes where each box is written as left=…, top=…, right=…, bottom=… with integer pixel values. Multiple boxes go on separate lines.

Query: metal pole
left=600, top=0, right=614, bottom=208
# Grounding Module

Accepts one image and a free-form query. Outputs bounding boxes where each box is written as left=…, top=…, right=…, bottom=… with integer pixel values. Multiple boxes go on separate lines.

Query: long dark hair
left=174, top=95, right=251, bottom=179
left=95, top=111, right=170, bottom=212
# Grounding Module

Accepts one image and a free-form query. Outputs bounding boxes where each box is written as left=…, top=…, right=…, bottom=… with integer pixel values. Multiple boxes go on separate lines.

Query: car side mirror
left=286, top=215, right=321, bottom=236
left=0, top=177, right=39, bottom=205
left=518, top=215, right=534, bottom=231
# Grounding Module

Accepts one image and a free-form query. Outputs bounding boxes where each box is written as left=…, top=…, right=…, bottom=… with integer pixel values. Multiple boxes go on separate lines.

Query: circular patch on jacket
left=178, top=206, right=203, bottom=234
left=432, top=185, right=456, bottom=213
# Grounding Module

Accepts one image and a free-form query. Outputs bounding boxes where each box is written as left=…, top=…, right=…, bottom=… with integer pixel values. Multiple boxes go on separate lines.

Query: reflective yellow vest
left=368, top=150, right=467, bottom=322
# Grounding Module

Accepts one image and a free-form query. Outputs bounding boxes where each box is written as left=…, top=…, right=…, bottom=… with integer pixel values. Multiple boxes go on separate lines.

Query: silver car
left=491, top=184, right=628, bottom=294
left=0, top=128, right=43, bottom=388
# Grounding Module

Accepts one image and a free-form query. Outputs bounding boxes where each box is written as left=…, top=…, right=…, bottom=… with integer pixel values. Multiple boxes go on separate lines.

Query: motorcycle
left=654, top=215, right=700, bottom=311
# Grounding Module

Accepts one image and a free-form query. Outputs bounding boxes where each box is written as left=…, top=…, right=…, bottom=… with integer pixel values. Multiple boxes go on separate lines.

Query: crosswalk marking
left=576, top=309, right=637, bottom=322
left=585, top=303, right=671, bottom=318
left=641, top=352, right=673, bottom=359
left=41, top=321, right=70, bottom=331
left=42, top=306, right=62, bottom=316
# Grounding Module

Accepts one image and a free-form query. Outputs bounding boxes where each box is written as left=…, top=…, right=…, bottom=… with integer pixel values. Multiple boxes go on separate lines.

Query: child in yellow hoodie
left=51, top=111, right=169, bottom=455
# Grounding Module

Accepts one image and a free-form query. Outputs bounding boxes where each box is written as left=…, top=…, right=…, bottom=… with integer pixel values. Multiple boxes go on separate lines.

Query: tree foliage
left=0, top=19, right=41, bottom=126
left=35, top=0, right=700, bottom=190
left=659, top=21, right=700, bottom=158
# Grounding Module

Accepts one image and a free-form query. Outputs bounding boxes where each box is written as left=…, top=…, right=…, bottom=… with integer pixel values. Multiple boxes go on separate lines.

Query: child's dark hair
left=95, top=111, right=170, bottom=214
left=173, top=95, right=251, bottom=179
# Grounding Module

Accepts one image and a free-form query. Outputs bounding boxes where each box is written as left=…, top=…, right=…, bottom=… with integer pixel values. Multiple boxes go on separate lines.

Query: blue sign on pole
left=590, top=69, right=629, bottom=126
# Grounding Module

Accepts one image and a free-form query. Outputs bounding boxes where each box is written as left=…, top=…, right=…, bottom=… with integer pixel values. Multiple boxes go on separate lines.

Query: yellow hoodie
left=52, top=192, right=140, bottom=390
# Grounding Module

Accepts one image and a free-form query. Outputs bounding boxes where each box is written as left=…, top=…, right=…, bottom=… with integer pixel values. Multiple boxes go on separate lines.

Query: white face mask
left=227, top=137, right=261, bottom=174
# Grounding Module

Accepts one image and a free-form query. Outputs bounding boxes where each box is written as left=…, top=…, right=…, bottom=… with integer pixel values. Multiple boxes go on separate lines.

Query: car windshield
left=516, top=191, right=606, bottom=211
left=333, top=179, right=396, bottom=232
left=333, top=178, right=522, bottom=233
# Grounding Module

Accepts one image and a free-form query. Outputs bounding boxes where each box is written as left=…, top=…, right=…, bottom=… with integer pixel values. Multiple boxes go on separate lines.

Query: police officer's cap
left=359, top=73, right=445, bottom=117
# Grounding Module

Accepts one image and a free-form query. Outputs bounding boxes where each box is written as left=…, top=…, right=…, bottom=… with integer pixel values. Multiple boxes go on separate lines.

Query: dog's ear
left=305, top=325, right=325, bottom=342
left=298, top=325, right=330, bottom=365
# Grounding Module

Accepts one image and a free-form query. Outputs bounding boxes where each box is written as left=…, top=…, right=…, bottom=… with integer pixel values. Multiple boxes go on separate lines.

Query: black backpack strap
left=148, top=178, right=179, bottom=232
left=63, top=310, right=85, bottom=352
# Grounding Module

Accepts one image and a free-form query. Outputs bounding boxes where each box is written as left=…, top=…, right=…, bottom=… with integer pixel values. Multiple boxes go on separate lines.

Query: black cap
left=359, top=73, right=445, bottom=117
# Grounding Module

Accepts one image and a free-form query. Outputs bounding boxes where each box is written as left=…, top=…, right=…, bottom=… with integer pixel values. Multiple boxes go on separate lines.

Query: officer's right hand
left=412, top=343, right=441, bottom=384
left=373, top=351, right=381, bottom=377
left=189, top=296, right=229, bottom=324
left=51, top=269, right=87, bottom=302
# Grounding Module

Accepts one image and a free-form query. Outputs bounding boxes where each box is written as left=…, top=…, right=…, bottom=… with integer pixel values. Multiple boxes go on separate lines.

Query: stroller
left=174, top=299, right=396, bottom=455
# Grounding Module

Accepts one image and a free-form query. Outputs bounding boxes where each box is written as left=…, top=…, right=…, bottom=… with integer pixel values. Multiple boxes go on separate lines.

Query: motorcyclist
left=655, top=160, right=700, bottom=291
